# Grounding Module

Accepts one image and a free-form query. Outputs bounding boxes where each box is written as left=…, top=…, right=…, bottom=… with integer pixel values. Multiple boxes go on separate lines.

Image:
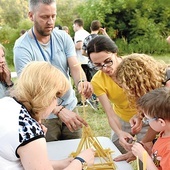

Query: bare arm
left=18, top=138, right=94, bottom=170
left=98, top=94, right=133, bottom=150
left=68, top=56, right=92, bottom=99
left=141, top=126, right=158, bottom=143
left=18, top=138, right=55, bottom=170
left=75, top=41, right=83, bottom=50
left=82, top=49, right=88, bottom=56
left=132, top=143, right=158, bottom=170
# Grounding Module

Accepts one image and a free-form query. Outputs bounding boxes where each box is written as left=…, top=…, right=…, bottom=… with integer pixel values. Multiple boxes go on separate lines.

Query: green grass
left=78, top=104, right=111, bottom=138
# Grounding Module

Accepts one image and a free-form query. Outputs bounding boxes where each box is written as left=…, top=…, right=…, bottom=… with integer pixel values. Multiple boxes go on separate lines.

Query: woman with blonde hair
left=0, top=61, right=94, bottom=170
left=0, top=43, right=13, bottom=98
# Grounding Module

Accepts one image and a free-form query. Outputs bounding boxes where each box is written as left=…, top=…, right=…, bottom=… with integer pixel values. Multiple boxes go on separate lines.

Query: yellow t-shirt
left=91, top=71, right=137, bottom=122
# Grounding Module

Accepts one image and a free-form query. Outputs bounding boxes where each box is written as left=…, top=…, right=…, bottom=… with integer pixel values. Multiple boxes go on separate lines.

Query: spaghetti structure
left=70, top=64, right=117, bottom=169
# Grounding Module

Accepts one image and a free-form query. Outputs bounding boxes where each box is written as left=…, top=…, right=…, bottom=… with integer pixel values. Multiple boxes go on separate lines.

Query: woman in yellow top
left=86, top=35, right=149, bottom=153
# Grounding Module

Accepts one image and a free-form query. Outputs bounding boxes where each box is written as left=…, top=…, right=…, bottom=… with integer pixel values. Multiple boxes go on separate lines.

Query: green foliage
left=77, top=0, right=170, bottom=55
left=76, top=0, right=112, bottom=31
left=18, top=19, right=33, bottom=30
left=0, top=25, right=18, bottom=65
left=0, top=18, right=32, bottom=67
left=0, top=0, right=28, bottom=28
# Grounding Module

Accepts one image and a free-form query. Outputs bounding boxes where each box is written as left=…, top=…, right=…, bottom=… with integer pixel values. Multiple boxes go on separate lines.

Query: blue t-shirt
left=13, top=29, right=77, bottom=117
left=0, top=82, right=8, bottom=99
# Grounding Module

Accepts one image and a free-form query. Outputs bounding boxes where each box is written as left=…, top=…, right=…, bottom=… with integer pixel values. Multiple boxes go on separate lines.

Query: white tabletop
left=47, top=136, right=133, bottom=170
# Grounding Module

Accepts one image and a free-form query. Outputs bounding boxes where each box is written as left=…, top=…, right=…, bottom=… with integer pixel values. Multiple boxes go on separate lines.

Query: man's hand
left=77, top=81, right=93, bottom=99
left=54, top=107, right=88, bottom=132
left=113, top=151, right=136, bottom=163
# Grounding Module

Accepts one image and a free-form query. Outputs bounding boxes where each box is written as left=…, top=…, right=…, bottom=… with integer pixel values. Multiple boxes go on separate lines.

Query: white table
left=47, top=136, right=133, bottom=170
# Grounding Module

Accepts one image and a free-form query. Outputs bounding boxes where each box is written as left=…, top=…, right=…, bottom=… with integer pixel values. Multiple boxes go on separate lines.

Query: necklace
left=31, top=28, right=53, bottom=62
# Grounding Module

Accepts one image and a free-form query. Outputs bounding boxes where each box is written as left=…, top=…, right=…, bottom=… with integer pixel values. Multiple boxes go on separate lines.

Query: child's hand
left=132, top=142, right=147, bottom=160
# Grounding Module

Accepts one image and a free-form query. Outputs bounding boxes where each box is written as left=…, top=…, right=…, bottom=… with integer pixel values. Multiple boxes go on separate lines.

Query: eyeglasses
left=90, top=53, right=114, bottom=71
left=143, top=117, right=157, bottom=124
left=57, top=97, right=64, bottom=106
left=92, top=59, right=113, bottom=70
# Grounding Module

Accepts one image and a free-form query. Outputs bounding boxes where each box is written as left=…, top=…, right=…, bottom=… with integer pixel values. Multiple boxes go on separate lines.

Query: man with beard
left=13, top=0, right=93, bottom=142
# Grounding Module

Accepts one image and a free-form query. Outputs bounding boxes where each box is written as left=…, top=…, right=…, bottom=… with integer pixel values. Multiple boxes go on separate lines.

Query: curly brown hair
left=115, top=53, right=168, bottom=106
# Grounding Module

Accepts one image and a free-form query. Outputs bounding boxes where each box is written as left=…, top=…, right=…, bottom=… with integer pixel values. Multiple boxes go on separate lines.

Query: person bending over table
left=0, top=61, right=94, bottom=170
left=86, top=35, right=149, bottom=154
left=13, top=0, right=93, bottom=142
left=114, top=53, right=170, bottom=162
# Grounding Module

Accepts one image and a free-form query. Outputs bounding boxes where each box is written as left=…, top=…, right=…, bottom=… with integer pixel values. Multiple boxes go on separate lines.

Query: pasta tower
left=70, top=126, right=116, bottom=170
left=70, top=64, right=116, bottom=169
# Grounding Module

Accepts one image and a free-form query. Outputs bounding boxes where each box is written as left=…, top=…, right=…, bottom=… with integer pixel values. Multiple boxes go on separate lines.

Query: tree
left=0, top=0, right=28, bottom=28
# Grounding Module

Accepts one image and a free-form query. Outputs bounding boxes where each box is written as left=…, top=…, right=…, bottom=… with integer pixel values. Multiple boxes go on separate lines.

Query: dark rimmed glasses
left=92, top=59, right=113, bottom=70
left=90, top=53, right=114, bottom=70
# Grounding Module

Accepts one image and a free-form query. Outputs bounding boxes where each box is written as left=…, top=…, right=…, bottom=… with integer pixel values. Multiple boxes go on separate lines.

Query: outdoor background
left=1, top=0, right=170, bottom=169
left=0, top=0, right=170, bottom=68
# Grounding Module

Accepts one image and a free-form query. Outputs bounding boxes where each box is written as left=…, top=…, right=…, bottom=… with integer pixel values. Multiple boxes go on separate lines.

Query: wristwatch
left=74, top=156, right=88, bottom=170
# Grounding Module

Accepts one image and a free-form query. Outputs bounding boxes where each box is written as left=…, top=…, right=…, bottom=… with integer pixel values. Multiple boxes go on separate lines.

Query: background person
left=0, top=43, right=13, bottom=98
left=20, top=29, right=26, bottom=36
left=0, top=61, right=95, bottom=170
left=132, top=87, right=170, bottom=170
left=166, top=35, right=170, bottom=44
left=82, top=20, right=108, bottom=56
left=13, top=0, right=93, bottom=142
left=82, top=20, right=109, bottom=109
left=86, top=35, right=149, bottom=155
left=73, top=18, right=92, bottom=106
left=62, top=26, right=70, bottom=34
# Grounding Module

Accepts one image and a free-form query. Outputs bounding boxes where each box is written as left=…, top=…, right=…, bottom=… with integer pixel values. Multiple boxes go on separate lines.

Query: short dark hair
left=90, top=20, right=101, bottom=31
left=29, top=0, right=56, bottom=11
left=55, top=25, right=62, bottom=30
left=87, top=35, right=118, bottom=57
left=73, top=18, right=84, bottom=27
left=137, top=87, right=170, bottom=121
left=20, top=29, right=26, bottom=35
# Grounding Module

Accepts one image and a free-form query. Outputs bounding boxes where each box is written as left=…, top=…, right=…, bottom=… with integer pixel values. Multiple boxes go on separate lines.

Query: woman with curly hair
left=86, top=36, right=149, bottom=158
left=116, top=53, right=168, bottom=104
left=116, top=53, right=169, bottom=129
left=114, top=53, right=170, bottom=162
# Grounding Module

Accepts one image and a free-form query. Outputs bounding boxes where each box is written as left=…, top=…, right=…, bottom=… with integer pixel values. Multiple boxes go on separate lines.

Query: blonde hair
left=116, top=53, right=168, bottom=106
left=12, top=61, right=69, bottom=120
